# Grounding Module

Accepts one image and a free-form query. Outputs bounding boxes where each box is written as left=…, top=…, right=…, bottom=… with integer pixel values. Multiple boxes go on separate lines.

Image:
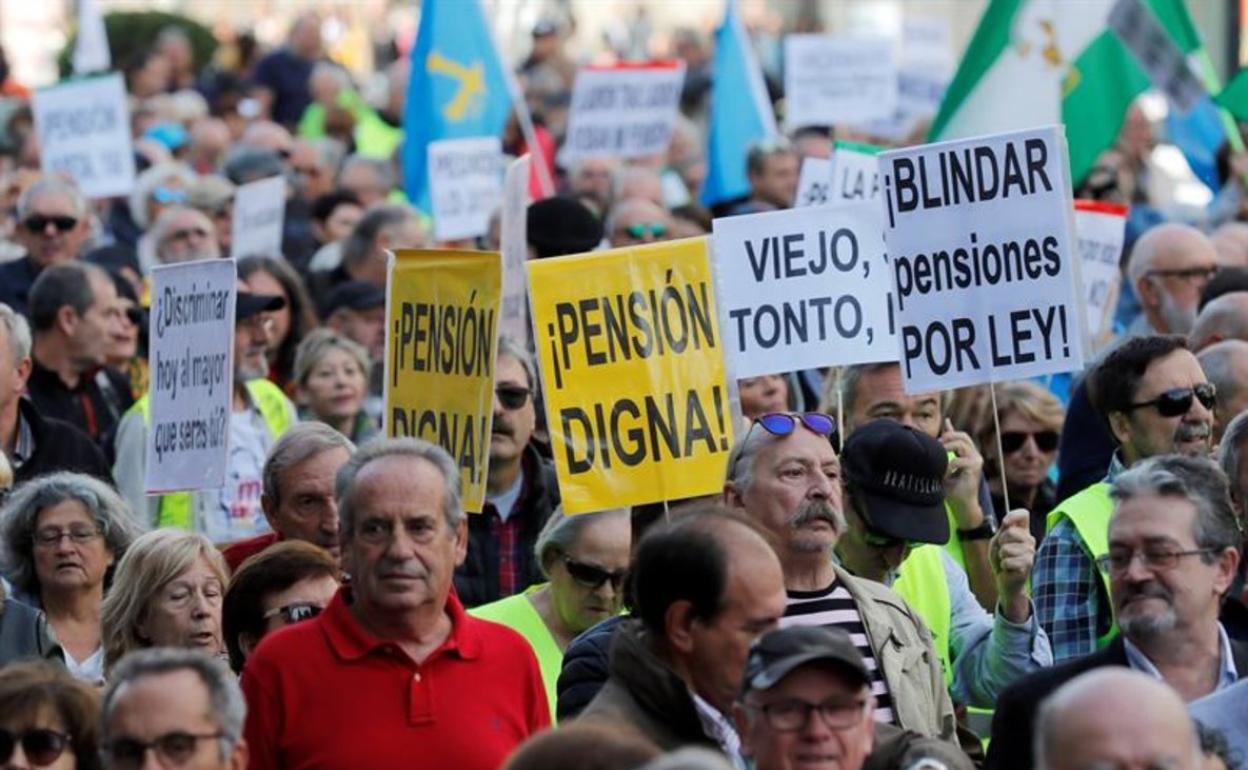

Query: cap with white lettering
left=841, top=420, right=949, bottom=545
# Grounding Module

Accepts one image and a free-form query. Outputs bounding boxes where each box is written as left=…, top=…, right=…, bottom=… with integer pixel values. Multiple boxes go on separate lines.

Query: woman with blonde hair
left=99, top=529, right=228, bottom=675
left=293, top=328, right=376, bottom=444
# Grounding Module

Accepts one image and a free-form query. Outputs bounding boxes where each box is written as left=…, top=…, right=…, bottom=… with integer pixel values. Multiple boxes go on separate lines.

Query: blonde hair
left=293, top=328, right=371, bottom=387
left=100, top=529, right=228, bottom=674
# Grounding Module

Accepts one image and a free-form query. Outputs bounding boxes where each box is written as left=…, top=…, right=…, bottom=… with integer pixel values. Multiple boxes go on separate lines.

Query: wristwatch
left=957, top=521, right=996, bottom=541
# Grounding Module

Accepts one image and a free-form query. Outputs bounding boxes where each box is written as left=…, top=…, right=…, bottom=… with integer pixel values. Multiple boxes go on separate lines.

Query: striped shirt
left=782, top=583, right=896, bottom=724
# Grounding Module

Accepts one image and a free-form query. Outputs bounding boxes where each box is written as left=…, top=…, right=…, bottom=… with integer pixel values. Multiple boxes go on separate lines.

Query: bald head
left=1129, top=223, right=1219, bottom=335
left=1212, top=222, right=1248, bottom=268
left=1198, top=338, right=1248, bottom=443
left=1189, top=291, right=1248, bottom=350
left=1035, top=669, right=1199, bottom=770
left=240, top=121, right=293, bottom=156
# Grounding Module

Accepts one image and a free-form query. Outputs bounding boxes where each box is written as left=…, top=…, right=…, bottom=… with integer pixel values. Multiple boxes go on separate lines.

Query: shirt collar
left=1122, top=622, right=1239, bottom=690
left=1104, top=450, right=1127, bottom=483
left=320, top=585, right=481, bottom=663
left=691, top=691, right=747, bottom=770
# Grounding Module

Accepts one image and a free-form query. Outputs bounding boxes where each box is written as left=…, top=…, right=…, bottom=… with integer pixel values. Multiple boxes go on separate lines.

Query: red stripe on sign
left=583, top=60, right=684, bottom=72
left=1074, top=199, right=1129, bottom=217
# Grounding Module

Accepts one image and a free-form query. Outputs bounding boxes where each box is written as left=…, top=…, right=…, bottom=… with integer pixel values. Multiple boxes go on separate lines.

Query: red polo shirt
left=221, top=531, right=281, bottom=573
left=241, top=587, right=549, bottom=770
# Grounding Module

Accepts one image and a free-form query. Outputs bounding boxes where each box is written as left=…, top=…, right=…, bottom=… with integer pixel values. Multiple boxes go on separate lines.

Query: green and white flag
left=930, top=0, right=1208, bottom=182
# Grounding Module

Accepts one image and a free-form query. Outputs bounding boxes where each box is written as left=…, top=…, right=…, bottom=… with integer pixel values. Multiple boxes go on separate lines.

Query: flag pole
left=489, top=0, right=556, bottom=198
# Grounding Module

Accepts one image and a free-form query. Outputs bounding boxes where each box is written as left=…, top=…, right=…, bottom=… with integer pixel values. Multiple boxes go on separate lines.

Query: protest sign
left=32, top=73, right=135, bottom=198
left=499, top=155, right=532, bottom=346
left=712, top=201, right=896, bottom=378
left=385, top=249, right=501, bottom=512
left=527, top=238, right=735, bottom=513
left=794, top=157, right=834, bottom=208
left=1073, top=200, right=1128, bottom=352
left=562, top=61, right=686, bottom=163
left=829, top=141, right=882, bottom=203
left=230, top=176, right=286, bottom=259
left=145, top=259, right=236, bottom=495
left=880, top=125, right=1085, bottom=393
left=784, top=35, right=897, bottom=131
left=1108, top=0, right=1204, bottom=113
left=427, top=137, right=504, bottom=242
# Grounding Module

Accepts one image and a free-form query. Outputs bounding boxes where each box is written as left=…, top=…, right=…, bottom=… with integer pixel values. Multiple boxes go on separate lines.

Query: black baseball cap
left=324, top=281, right=385, bottom=318
left=841, top=420, right=949, bottom=545
left=236, top=291, right=285, bottom=321
left=742, top=626, right=869, bottom=695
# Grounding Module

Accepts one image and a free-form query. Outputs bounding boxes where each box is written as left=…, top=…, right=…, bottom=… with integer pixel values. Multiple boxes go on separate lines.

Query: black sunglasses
left=496, top=384, right=531, bottom=410
left=23, top=215, right=78, bottom=234
left=1001, top=430, right=1059, bottom=454
left=262, top=602, right=323, bottom=624
left=124, top=307, right=144, bottom=326
left=562, top=556, right=627, bottom=591
left=1125, top=383, right=1216, bottom=418
left=0, top=728, right=72, bottom=766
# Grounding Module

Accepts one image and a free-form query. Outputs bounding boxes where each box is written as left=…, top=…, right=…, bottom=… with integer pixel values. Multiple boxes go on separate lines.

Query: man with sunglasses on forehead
left=1034, top=335, right=1217, bottom=662
left=0, top=177, right=90, bottom=319
left=454, top=336, right=561, bottom=607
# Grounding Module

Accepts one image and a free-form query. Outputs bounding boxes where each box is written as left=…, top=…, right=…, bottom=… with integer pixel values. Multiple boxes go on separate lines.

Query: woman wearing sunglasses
left=471, top=508, right=630, bottom=719
left=0, top=660, right=101, bottom=770
left=977, top=381, right=1064, bottom=546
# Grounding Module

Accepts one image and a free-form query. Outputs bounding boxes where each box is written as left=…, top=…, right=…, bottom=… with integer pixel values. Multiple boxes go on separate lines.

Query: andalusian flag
left=930, top=0, right=1220, bottom=184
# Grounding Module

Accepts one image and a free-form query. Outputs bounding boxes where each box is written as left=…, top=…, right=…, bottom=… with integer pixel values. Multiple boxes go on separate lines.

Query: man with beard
left=453, top=337, right=560, bottom=606
left=1033, top=335, right=1216, bottom=661
left=988, top=454, right=1248, bottom=770
left=723, top=412, right=956, bottom=743
left=1125, top=224, right=1219, bottom=338
left=114, top=283, right=297, bottom=543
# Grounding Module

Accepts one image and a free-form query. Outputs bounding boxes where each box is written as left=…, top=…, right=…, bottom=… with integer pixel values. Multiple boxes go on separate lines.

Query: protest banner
left=880, top=125, right=1085, bottom=393
left=230, top=176, right=286, bottom=259
left=794, top=157, right=834, bottom=208
left=829, top=141, right=882, bottom=203
left=145, top=259, right=237, bottom=494
left=499, top=155, right=532, bottom=346
left=427, top=137, right=504, bottom=242
left=784, top=35, right=897, bottom=131
left=712, top=201, right=896, bottom=378
left=1073, top=200, right=1128, bottom=353
left=527, top=238, right=735, bottom=513
left=561, top=61, right=686, bottom=163
left=32, top=73, right=135, bottom=199
left=385, top=249, right=501, bottom=512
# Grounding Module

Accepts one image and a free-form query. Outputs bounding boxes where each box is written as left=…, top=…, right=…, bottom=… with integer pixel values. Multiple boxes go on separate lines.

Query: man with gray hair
left=241, top=437, right=548, bottom=770
left=222, top=422, right=355, bottom=571
left=102, top=648, right=248, bottom=770
left=987, top=454, right=1248, bottom=770
left=337, top=154, right=395, bottom=208
left=0, top=176, right=91, bottom=318
left=151, top=205, right=221, bottom=265
left=0, top=302, right=108, bottom=484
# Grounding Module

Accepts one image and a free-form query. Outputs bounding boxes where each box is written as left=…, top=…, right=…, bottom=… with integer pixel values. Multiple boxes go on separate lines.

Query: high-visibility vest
left=129, top=379, right=294, bottom=530
left=1045, top=481, right=1116, bottom=648
left=893, top=543, right=954, bottom=687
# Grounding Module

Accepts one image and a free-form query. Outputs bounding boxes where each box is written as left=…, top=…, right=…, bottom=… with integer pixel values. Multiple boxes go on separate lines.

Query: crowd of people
left=1, top=6, right=1248, bottom=770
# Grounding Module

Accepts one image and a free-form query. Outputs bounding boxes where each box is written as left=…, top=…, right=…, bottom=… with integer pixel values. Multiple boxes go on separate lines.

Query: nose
left=321, top=505, right=340, bottom=535
left=9, top=740, right=32, bottom=769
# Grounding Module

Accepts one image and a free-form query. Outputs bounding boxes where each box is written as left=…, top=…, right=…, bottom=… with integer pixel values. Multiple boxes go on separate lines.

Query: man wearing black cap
left=836, top=421, right=1050, bottom=710
left=114, top=281, right=297, bottom=542
left=734, top=626, right=974, bottom=770
left=526, top=197, right=604, bottom=259
left=323, top=280, right=386, bottom=423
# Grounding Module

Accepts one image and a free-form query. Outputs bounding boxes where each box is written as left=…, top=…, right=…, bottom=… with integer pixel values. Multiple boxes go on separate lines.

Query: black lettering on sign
left=390, top=408, right=490, bottom=485
left=390, top=294, right=496, bottom=387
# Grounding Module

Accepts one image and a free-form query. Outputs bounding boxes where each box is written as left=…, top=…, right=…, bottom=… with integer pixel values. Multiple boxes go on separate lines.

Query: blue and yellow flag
left=402, top=0, right=512, bottom=213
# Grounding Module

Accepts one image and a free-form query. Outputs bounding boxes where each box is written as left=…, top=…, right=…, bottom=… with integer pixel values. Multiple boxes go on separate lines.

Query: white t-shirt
left=486, top=471, right=524, bottom=522
left=208, top=410, right=272, bottom=542
left=65, top=646, right=104, bottom=686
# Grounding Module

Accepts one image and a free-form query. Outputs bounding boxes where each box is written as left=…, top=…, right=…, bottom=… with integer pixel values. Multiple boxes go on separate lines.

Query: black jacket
left=453, top=445, right=559, bottom=607
left=26, top=360, right=133, bottom=449
left=557, top=614, right=624, bottom=720
left=986, top=635, right=1248, bottom=770
left=13, top=397, right=111, bottom=486
left=0, top=255, right=39, bottom=319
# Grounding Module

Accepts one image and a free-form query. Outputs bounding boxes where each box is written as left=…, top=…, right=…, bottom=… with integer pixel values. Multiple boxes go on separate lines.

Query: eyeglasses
left=1001, top=430, right=1059, bottom=454
left=621, top=222, right=668, bottom=240
left=1146, top=266, right=1218, bottom=283
left=496, top=384, right=531, bottom=410
left=104, top=732, right=222, bottom=770
left=32, top=526, right=102, bottom=548
left=0, top=728, right=72, bottom=766
left=262, top=602, right=323, bottom=624
left=743, top=697, right=869, bottom=732
left=151, top=186, right=188, bottom=205
left=167, top=226, right=211, bottom=243
left=1124, top=383, right=1216, bottom=418
left=1096, top=547, right=1215, bottom=575
left=23, top=215, right=78, bottom=234
left=561, top=556, right=627, bottom=592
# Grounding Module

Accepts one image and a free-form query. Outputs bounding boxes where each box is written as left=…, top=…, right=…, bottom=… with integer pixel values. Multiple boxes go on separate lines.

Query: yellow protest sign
left=385, top=249, right=501, bottom=513
left=527, top=237, right=735, bottom=514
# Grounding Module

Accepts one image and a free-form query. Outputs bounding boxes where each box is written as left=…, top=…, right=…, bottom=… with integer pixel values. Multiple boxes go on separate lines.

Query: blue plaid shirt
left=1033, top=454, right=1125, bottom=662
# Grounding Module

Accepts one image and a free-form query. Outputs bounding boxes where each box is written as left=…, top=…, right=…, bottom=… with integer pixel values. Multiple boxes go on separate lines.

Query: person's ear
left=664, top=599, right=697, bottom=655
left=723, top=482, right=745, bottom=509
left=228, top=738, right=249, bottom=770
left=1107, top=411, right=1133, bottom=448
left=452, top=517, right=468, bottom=567
left=1136, top=275, right=1161, bottom=309
left=55, top=304, right=78, bottom=337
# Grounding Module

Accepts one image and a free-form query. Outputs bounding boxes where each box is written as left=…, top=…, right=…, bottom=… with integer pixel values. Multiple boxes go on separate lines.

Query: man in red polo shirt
left=241, top=437, right=549, bottom=769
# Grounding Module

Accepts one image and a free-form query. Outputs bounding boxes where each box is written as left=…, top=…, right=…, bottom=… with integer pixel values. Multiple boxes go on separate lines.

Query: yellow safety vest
left=1045, top=481, right=1116, bottom=648
left=893, top=543, right=953, bottom=687
left=128, top=379, right=294, bottom=530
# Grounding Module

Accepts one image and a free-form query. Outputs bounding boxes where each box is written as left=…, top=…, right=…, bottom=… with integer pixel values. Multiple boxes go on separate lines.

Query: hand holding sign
left=991, top=509, right=1036, bottom=623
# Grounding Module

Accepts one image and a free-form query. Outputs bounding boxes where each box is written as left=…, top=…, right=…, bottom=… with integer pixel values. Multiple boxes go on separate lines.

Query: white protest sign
left=830, top=141, right=882, bottom=203
left=794, top=157, right=833, bottom=208
left=897, top=18, right=953, bottom=117
left=880, top=125, right=1085, bottom=393
left=32, top=73, right=135, bottom=199
left=1108, top=0, right=1204, bottom=113
left=1074, top=200, right=1128, bottom=351
left=427, top=136, right=503, bottom=242
left=713, top=201, right=896, bottom=378
left=562, top=62, right=686, bottom=163
left=73, top=0, right=111, bottom=75
left=784, top=36, right=897, bottom=131
left=230, top=176, right=286, bottom=259
left=499, top=154, right=531, bottom=345
left=145, top=259, right=237, bottom=494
